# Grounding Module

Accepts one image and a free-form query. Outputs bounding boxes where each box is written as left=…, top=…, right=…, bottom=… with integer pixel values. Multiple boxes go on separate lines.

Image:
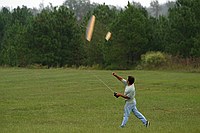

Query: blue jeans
left=121, top=99, right=147, bottom=127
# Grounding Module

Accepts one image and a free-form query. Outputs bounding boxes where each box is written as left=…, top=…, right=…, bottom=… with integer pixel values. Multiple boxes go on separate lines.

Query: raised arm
left=112, top=72, right=123, bottom=81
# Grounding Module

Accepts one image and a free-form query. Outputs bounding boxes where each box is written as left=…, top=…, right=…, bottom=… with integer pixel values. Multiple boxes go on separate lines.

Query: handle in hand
left=114, top=92, right=119, bottom=98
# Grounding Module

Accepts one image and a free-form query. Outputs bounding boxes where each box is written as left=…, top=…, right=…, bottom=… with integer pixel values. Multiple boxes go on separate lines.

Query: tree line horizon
left=0, top=0, right=199, bottom=69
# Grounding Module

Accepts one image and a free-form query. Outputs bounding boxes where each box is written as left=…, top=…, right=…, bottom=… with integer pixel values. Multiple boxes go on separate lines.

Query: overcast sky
left=0, top=0, right=175, bottom=8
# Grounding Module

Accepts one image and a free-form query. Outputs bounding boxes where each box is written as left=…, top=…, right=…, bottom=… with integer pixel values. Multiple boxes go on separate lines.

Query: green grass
left=0, top=68, right=200, bottom=133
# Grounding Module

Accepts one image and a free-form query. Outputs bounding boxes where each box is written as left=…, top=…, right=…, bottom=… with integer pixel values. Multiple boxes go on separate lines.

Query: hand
left=114, top=92, right=121, bottom=98
left=112, top=72, right=116, bottom=76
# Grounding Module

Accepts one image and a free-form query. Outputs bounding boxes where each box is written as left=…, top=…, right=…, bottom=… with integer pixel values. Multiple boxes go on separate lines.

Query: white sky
left=0, top=0, right=175, bottom=8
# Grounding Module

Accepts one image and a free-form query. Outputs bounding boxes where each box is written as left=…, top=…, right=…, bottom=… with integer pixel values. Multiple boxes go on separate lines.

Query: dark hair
left=128, top=76, right=135, bottom=85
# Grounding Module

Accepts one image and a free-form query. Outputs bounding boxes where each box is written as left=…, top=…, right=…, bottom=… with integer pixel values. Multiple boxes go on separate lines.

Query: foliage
left=1, top=22, right=29, bottom=66
left=28, top=6, right=83, bottom=67
left=0, top=0, right=200, bottom=69
left=63, top=0, right=97, bottom=21
left=166, top=0, right=200, bottom=57
left=141, top=51, right=167, bottom=68
left=81, top=3, right=119, bottom=66
left=110, top=2, right=150, bottom=68
left=150, top=0, right=161, bottom=18
left=0, top=7, right=12, bottom=64
left=0, top=6, right=33, bottom=66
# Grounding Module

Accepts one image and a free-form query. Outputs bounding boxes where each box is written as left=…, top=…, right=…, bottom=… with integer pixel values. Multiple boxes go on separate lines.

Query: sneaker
left=145, top=121, right=150, bottom=127
left=119, top=125, right=125, bottom=128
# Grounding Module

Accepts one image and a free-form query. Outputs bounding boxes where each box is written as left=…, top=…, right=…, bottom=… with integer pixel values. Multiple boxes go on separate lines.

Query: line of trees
left=0, top=0, right=199, bottom=69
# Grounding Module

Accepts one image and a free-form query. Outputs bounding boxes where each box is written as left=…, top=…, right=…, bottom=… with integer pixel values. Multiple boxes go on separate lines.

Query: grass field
left=0, top=68, right=200, bottom=133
